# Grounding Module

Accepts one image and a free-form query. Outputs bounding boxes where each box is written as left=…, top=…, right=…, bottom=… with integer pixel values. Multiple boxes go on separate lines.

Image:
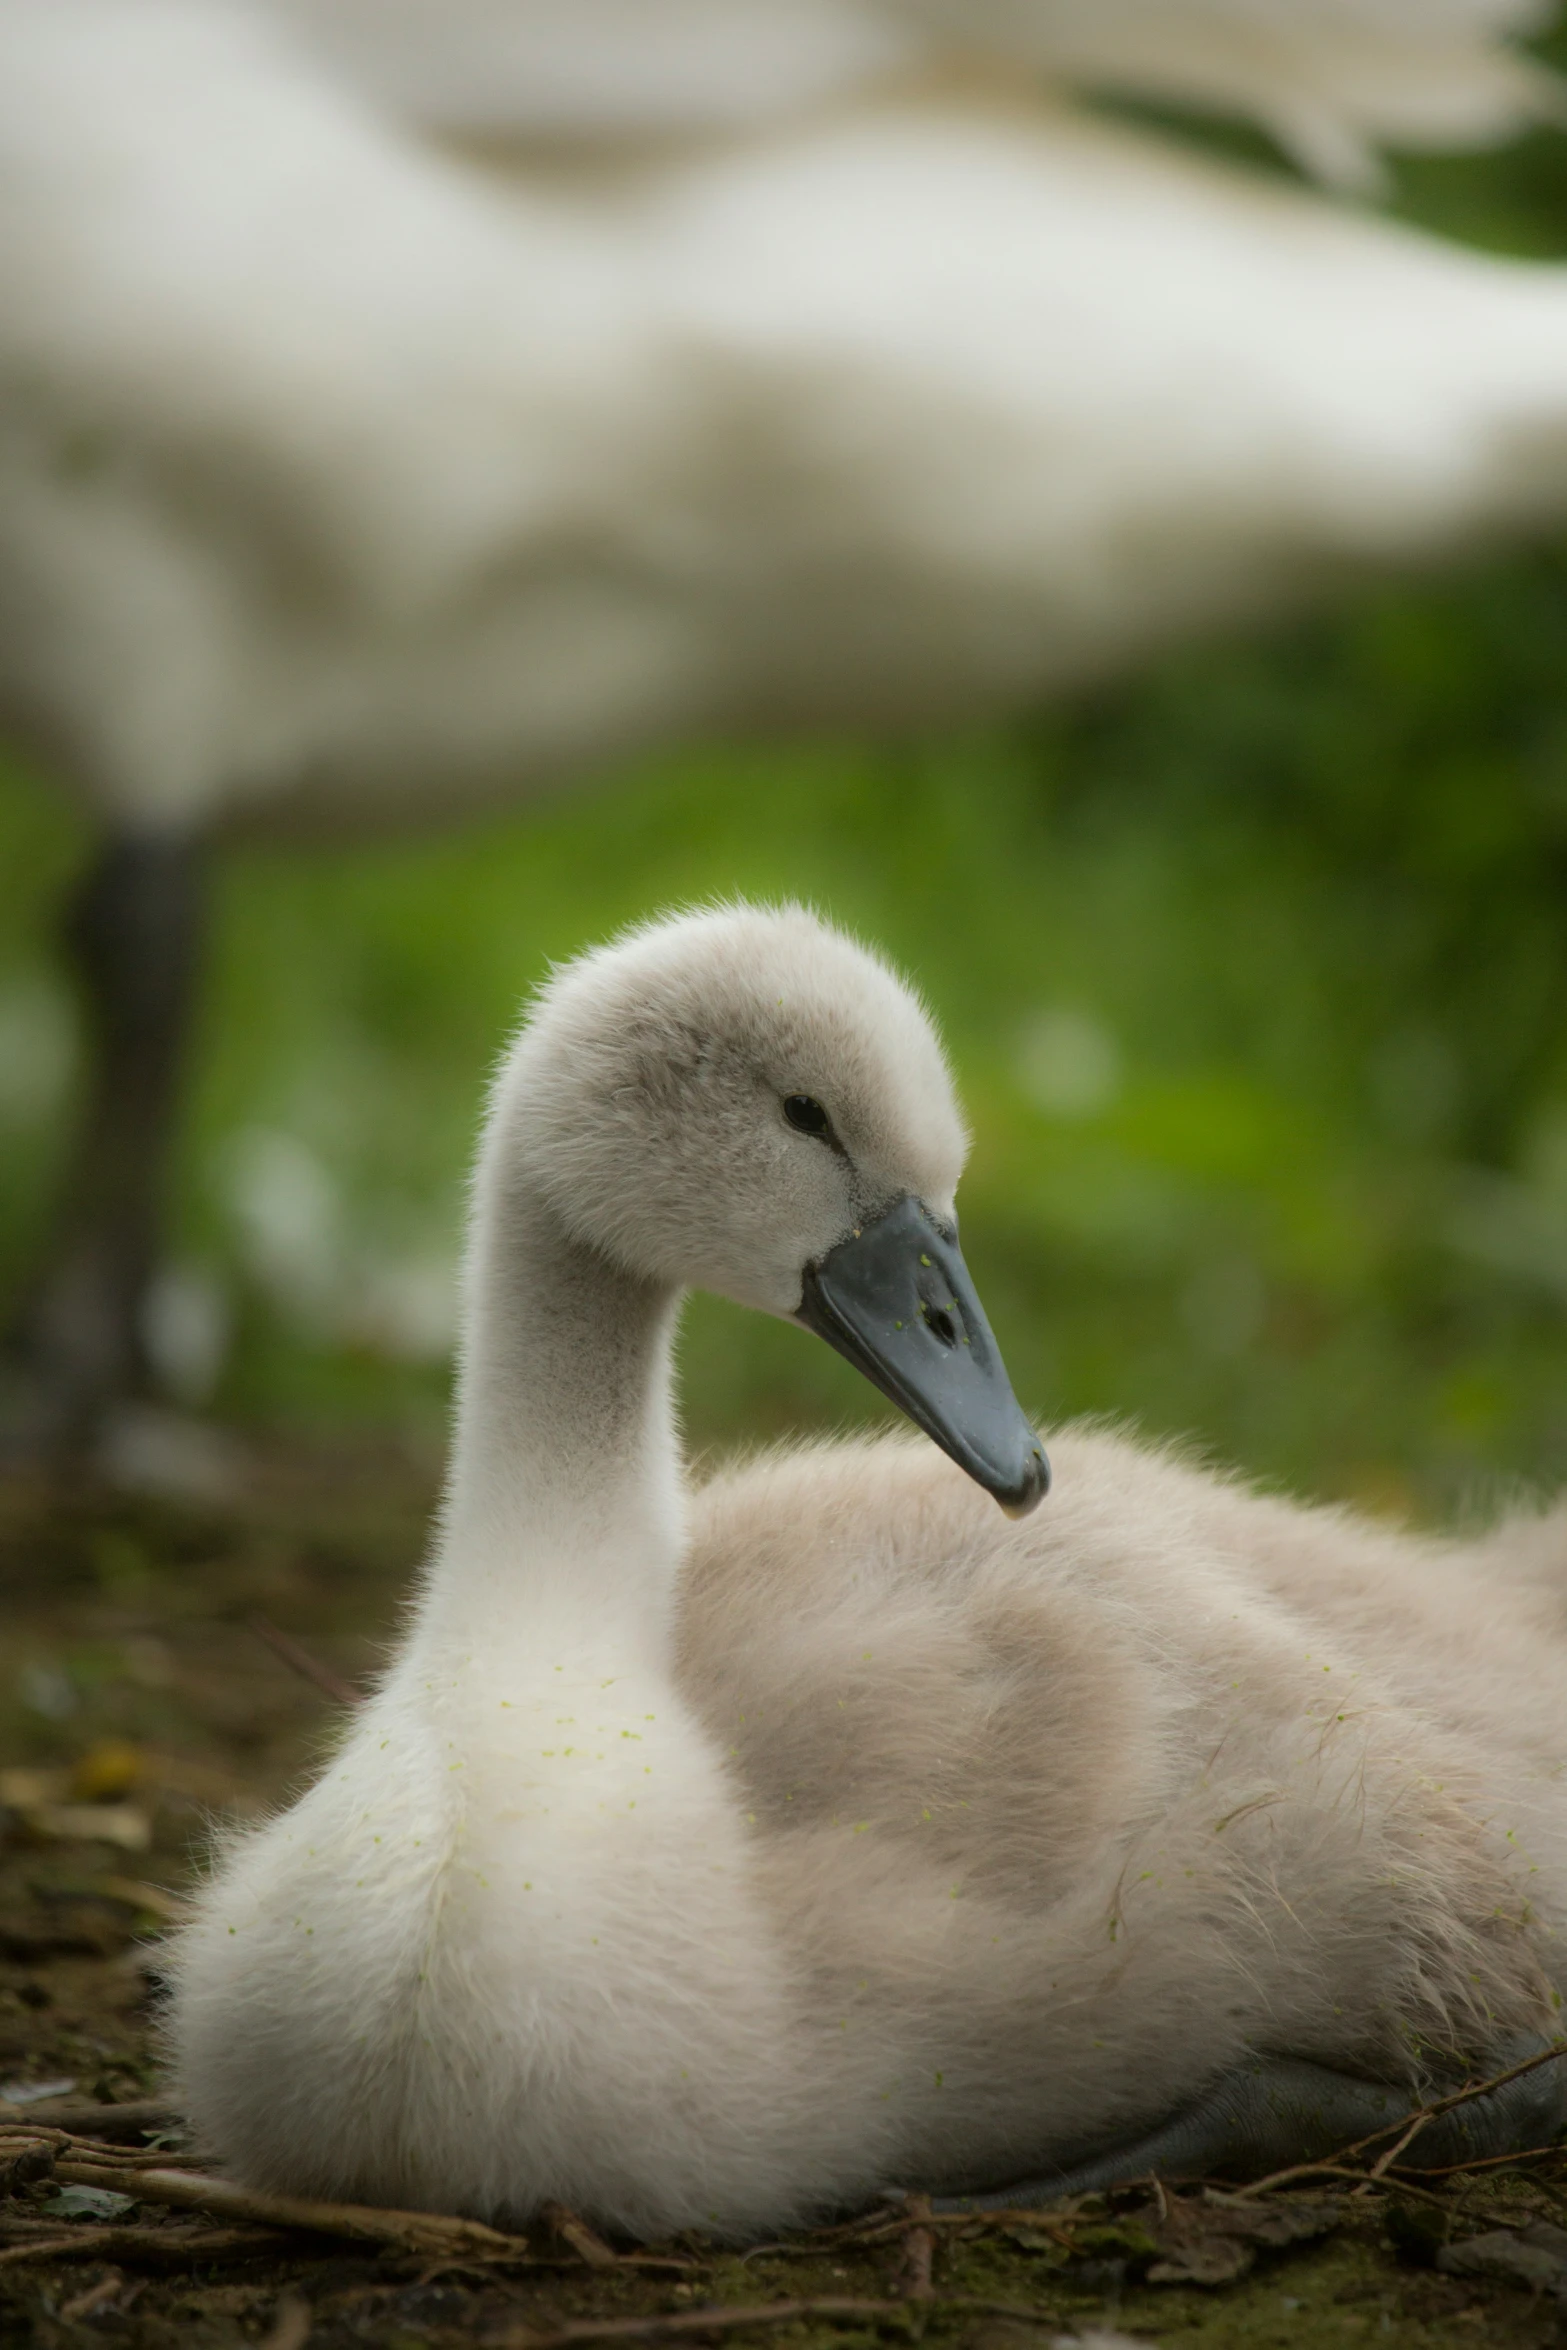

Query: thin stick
left=100, top=1877, right=191, bottom=1925
left=260, top=2290, right=313, bottom=2350
left=812, top=2205, right=1086, bottom=2250
left=893, top=2194, right=934, bottom=2303
left=542, top=2203, right=621, bottom=2271
left=496, top=2294, right=1071, bottom=2350
left=496, top=2298, right=906, bottom=2347
left=0, top=2125, right=203, bottom=2169
left=0, top=2100, right=183, bottom=2147
left=0, top=2226, right=285, bottom=2269
left=475, top=2220, right=696, bottom=2278
left=1354, top=2110, right=1436, bottom=2196
left=51, top=2158, right=526, bottom=2260
left=1236, top=2043, right=1567, bottom=2198
left=58, top=2272, right=127, bottom=2323
left=1406, top=2044, right=1567, bottom=2134
left=249, top=1616, right=365, bottom=1710
left=0, top=2235, right=114, bottom=2273
left=933, top=2301, right=1077, bottom=2325
left=1384, top=2142, right=1567, bottom=2181
left=1215, top=2161, right=1453, bottom=2215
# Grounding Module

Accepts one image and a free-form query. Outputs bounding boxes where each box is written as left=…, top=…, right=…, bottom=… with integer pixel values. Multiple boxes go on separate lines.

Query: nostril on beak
left=922, top=1302, right=959, bottom=1347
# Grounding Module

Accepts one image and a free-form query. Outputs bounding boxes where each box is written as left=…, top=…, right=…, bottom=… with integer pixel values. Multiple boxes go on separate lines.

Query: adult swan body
left=11, top=0, right=1567, bottom=1438
left=171, top=907, right=1567, bottom=2231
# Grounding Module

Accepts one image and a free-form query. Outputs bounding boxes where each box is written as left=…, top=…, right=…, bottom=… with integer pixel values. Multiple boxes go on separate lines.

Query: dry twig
left=260, top=2289, right=313, bottom=2350
left=1236, top=2044, right=1567, bottom=2199
left=542, top=2204, right=621, bottom=2271
left=496, top=2299, right=907, bottom=2348
left=1199, top=2162, right=1451, bottom=2214
left=10, top=2099, right=182, bottom=2146
left=1398, top=2142, right=1567, bottom=2180
left=0, top=2225, right=286, bottom=2270
left=1354, top=2110, right=1436, bottom=2196
left=891, top=2194, right=934, bottom=2303
left=0, top=2130, right=205, bottom=2187
left=249, top=1616, right=365, bottom=1710
left=494, top=2295, right=1074, bottom=2349
left=49, top=2156, right=528, bottom=2261
left=495, top=2293, right=1071, bottom=2350
left=58, top=2271, right=129, bottom=2323
left=535, top=2204, right=696, bottom=2276
left=806, top=2205, right=1082, bottom=2253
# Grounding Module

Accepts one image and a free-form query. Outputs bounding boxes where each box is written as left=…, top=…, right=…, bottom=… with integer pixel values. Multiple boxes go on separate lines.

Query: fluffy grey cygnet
left=170, top=904, right=1567, bottom=2238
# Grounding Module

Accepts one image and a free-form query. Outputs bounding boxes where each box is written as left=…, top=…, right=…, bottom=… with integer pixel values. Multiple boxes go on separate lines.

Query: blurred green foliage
left=6, top=94, right=1567, bottom=1521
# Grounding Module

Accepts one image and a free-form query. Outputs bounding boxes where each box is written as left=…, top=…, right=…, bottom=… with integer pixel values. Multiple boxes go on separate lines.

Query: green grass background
left=7, top=82, right=1567, bottom=1522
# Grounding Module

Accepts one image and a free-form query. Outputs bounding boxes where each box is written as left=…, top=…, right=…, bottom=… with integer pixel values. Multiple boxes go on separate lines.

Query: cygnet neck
left=415, top=1160, right=686, bottom=1667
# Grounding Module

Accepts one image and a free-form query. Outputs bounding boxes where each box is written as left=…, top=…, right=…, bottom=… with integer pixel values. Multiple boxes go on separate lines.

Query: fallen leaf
left=69, top=1740, right=144, bottom=1802
left=1146, top=2233, right=1251, bottom=2287
left=1438, top=2222, right=1567, bottom=2296
left=0, top=1768, right=68, bottom=1808
left=0, top=2078, right=77, bottom=2108
left=1003, top=2227, right=1069, bottom=2261
left=41, top=2186, right=138, bottom=2223
left=1145, top=2193, right=1341, bottom=2288
left=20, top=1803, right=152, bottom=1852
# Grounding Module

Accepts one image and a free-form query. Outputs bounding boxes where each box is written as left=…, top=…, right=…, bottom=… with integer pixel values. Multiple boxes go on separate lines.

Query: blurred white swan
left=1, top=0, right=1565, bottom=1435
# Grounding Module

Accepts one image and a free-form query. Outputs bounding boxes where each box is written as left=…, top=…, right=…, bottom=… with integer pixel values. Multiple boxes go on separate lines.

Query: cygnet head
left=487, top=904, right=1049, bottom=1514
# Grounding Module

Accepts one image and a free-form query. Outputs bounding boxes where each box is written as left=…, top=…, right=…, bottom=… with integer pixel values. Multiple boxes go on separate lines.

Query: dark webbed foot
left=931, top=2036, right=1567, bottom=2211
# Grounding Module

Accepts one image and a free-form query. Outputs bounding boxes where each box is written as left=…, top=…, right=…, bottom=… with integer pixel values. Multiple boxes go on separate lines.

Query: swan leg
left=930, top=2036, right=1567, bottom=2209
left=2, top=825, right=207, bottom=1451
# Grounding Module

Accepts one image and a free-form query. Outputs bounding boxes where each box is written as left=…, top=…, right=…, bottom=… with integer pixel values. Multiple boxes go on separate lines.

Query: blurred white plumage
left=2, top=0, right=1566, bottom=1429
left=4, top=0, right=1567, bottom=839
left=275, top=0, right=1562, bottom=185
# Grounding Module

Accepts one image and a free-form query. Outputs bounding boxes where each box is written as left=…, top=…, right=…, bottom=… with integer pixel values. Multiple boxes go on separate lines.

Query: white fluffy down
left=170, top=906, right=1567, bottom=2239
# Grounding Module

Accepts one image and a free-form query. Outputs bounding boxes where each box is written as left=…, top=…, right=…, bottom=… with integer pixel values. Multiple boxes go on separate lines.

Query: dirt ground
left=4, top=1445, right=1567, bottom=2350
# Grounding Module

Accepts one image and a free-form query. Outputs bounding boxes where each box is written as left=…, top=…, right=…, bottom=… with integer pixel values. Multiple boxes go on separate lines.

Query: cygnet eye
left=783, top=1094, right=832, bottom=1140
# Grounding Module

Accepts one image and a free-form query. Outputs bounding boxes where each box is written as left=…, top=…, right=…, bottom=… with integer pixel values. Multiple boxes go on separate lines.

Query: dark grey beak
left=795, top=1196, right=1049, bottom=1517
